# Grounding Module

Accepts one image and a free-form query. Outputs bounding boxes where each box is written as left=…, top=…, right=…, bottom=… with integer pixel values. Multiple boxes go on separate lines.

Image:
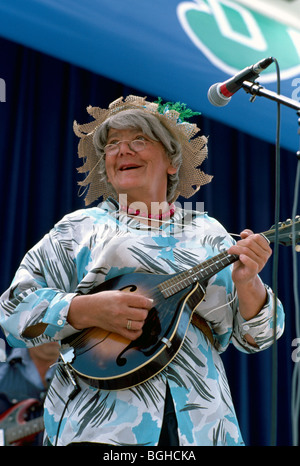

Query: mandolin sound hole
left=120, top=284, right=137, bottom=293
left=116, top=355, right=127, bottom=366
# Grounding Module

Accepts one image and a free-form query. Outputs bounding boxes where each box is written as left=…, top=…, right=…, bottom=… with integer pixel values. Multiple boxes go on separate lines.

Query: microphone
left=207, top=57, right=274, bottom=107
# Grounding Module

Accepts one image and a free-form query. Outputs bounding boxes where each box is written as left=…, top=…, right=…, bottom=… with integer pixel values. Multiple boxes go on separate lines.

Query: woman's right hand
left=67, top=290, right=153, bottom=341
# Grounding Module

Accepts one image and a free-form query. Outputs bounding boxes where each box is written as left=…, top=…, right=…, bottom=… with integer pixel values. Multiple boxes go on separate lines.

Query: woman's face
left=105, top=128, right=177, bottom=206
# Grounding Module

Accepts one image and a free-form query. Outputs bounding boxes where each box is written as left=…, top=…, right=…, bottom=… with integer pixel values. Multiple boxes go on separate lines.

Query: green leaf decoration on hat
left=155, top=97, right=201, bottom=122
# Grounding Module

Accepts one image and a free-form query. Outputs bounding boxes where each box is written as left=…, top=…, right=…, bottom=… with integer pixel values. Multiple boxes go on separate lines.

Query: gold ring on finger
left=127, top=319, right=132, bottom=330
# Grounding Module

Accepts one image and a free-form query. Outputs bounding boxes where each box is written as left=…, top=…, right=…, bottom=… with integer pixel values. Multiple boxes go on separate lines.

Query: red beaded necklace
left=120, top=202, right=175, bottom=220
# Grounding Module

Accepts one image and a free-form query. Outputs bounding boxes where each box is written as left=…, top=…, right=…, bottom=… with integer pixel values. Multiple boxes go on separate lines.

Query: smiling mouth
left=119, top=165, right=141, bottom=171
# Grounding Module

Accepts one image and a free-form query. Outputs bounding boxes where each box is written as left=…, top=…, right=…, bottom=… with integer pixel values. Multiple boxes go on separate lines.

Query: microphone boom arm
left=242, top=80, right=300, bottom=111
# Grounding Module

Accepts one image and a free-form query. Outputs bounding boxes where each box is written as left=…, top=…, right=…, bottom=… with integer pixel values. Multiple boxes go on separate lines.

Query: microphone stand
left=242, top=79, right=300, bottom=447
left=242, top=80, right=300, bottom=111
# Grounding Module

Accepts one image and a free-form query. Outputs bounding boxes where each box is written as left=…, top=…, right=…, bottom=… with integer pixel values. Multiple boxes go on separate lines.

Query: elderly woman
left=0, top=95, right=284, bottom=446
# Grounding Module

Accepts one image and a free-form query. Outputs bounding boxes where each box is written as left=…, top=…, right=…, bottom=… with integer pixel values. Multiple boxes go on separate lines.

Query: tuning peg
left=271, top=222, right=282, bottom=229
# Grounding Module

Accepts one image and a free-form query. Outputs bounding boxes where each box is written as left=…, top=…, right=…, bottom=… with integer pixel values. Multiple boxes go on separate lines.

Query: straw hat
left=73, top=95, right=212, bottom=205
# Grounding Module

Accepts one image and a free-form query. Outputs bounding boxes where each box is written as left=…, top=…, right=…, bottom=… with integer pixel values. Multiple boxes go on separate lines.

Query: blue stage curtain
left=0, top=36, right=298, bottom=446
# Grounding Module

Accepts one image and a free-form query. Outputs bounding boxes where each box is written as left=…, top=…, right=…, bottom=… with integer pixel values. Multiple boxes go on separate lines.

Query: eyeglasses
left=104, top=139, right=153, bottom=157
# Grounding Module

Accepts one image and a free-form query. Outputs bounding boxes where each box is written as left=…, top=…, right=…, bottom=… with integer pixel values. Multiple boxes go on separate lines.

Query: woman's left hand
left=227, top=229, right=272, bottom=286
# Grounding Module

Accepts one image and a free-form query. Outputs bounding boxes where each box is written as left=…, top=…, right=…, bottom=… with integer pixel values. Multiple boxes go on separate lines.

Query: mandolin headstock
left=262, top=215, right=300, bottom=247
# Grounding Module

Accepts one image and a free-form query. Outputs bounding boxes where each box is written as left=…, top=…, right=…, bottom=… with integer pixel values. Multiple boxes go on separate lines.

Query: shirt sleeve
left=0, top=216, right=80, bottom=347
left=231, top=283, right=285, bottom=353
left=192, top=214, right=285, bottom=354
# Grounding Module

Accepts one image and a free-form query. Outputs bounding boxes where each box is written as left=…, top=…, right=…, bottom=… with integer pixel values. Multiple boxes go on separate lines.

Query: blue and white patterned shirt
left=0, top=199, right=284, bottom=446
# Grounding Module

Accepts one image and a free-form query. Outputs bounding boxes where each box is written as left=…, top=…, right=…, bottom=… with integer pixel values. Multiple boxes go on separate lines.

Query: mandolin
left=61, top=217, right=299, bottom=391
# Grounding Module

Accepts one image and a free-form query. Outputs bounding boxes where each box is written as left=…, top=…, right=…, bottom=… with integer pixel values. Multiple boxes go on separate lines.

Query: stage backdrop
left=0, top=0, right=299, bottom=151
left=0, top=0, right=299, bottom=447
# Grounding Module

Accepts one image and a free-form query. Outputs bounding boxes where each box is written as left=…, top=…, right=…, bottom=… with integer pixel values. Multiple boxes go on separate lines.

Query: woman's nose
left=118, top=140, right=135, bottom=156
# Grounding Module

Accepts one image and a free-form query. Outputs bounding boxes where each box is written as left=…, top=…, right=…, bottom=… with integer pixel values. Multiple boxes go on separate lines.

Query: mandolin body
left=62, top=272, right=206, bottom=390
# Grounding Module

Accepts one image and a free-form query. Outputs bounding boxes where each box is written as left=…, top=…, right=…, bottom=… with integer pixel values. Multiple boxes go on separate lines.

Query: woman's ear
left=167, top=164, right=178, bottom=175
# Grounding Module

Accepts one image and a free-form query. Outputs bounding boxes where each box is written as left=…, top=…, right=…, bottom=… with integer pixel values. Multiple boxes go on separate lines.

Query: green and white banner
left=178, top=0, right=300, bottom=82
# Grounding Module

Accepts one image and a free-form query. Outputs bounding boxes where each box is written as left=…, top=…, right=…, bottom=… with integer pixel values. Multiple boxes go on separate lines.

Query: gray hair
left=92, top=109, right=182, bottom=202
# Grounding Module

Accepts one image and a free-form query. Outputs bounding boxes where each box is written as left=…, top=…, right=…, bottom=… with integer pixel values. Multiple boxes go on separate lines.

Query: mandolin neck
left=159, top=251, right=239, bottom=298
